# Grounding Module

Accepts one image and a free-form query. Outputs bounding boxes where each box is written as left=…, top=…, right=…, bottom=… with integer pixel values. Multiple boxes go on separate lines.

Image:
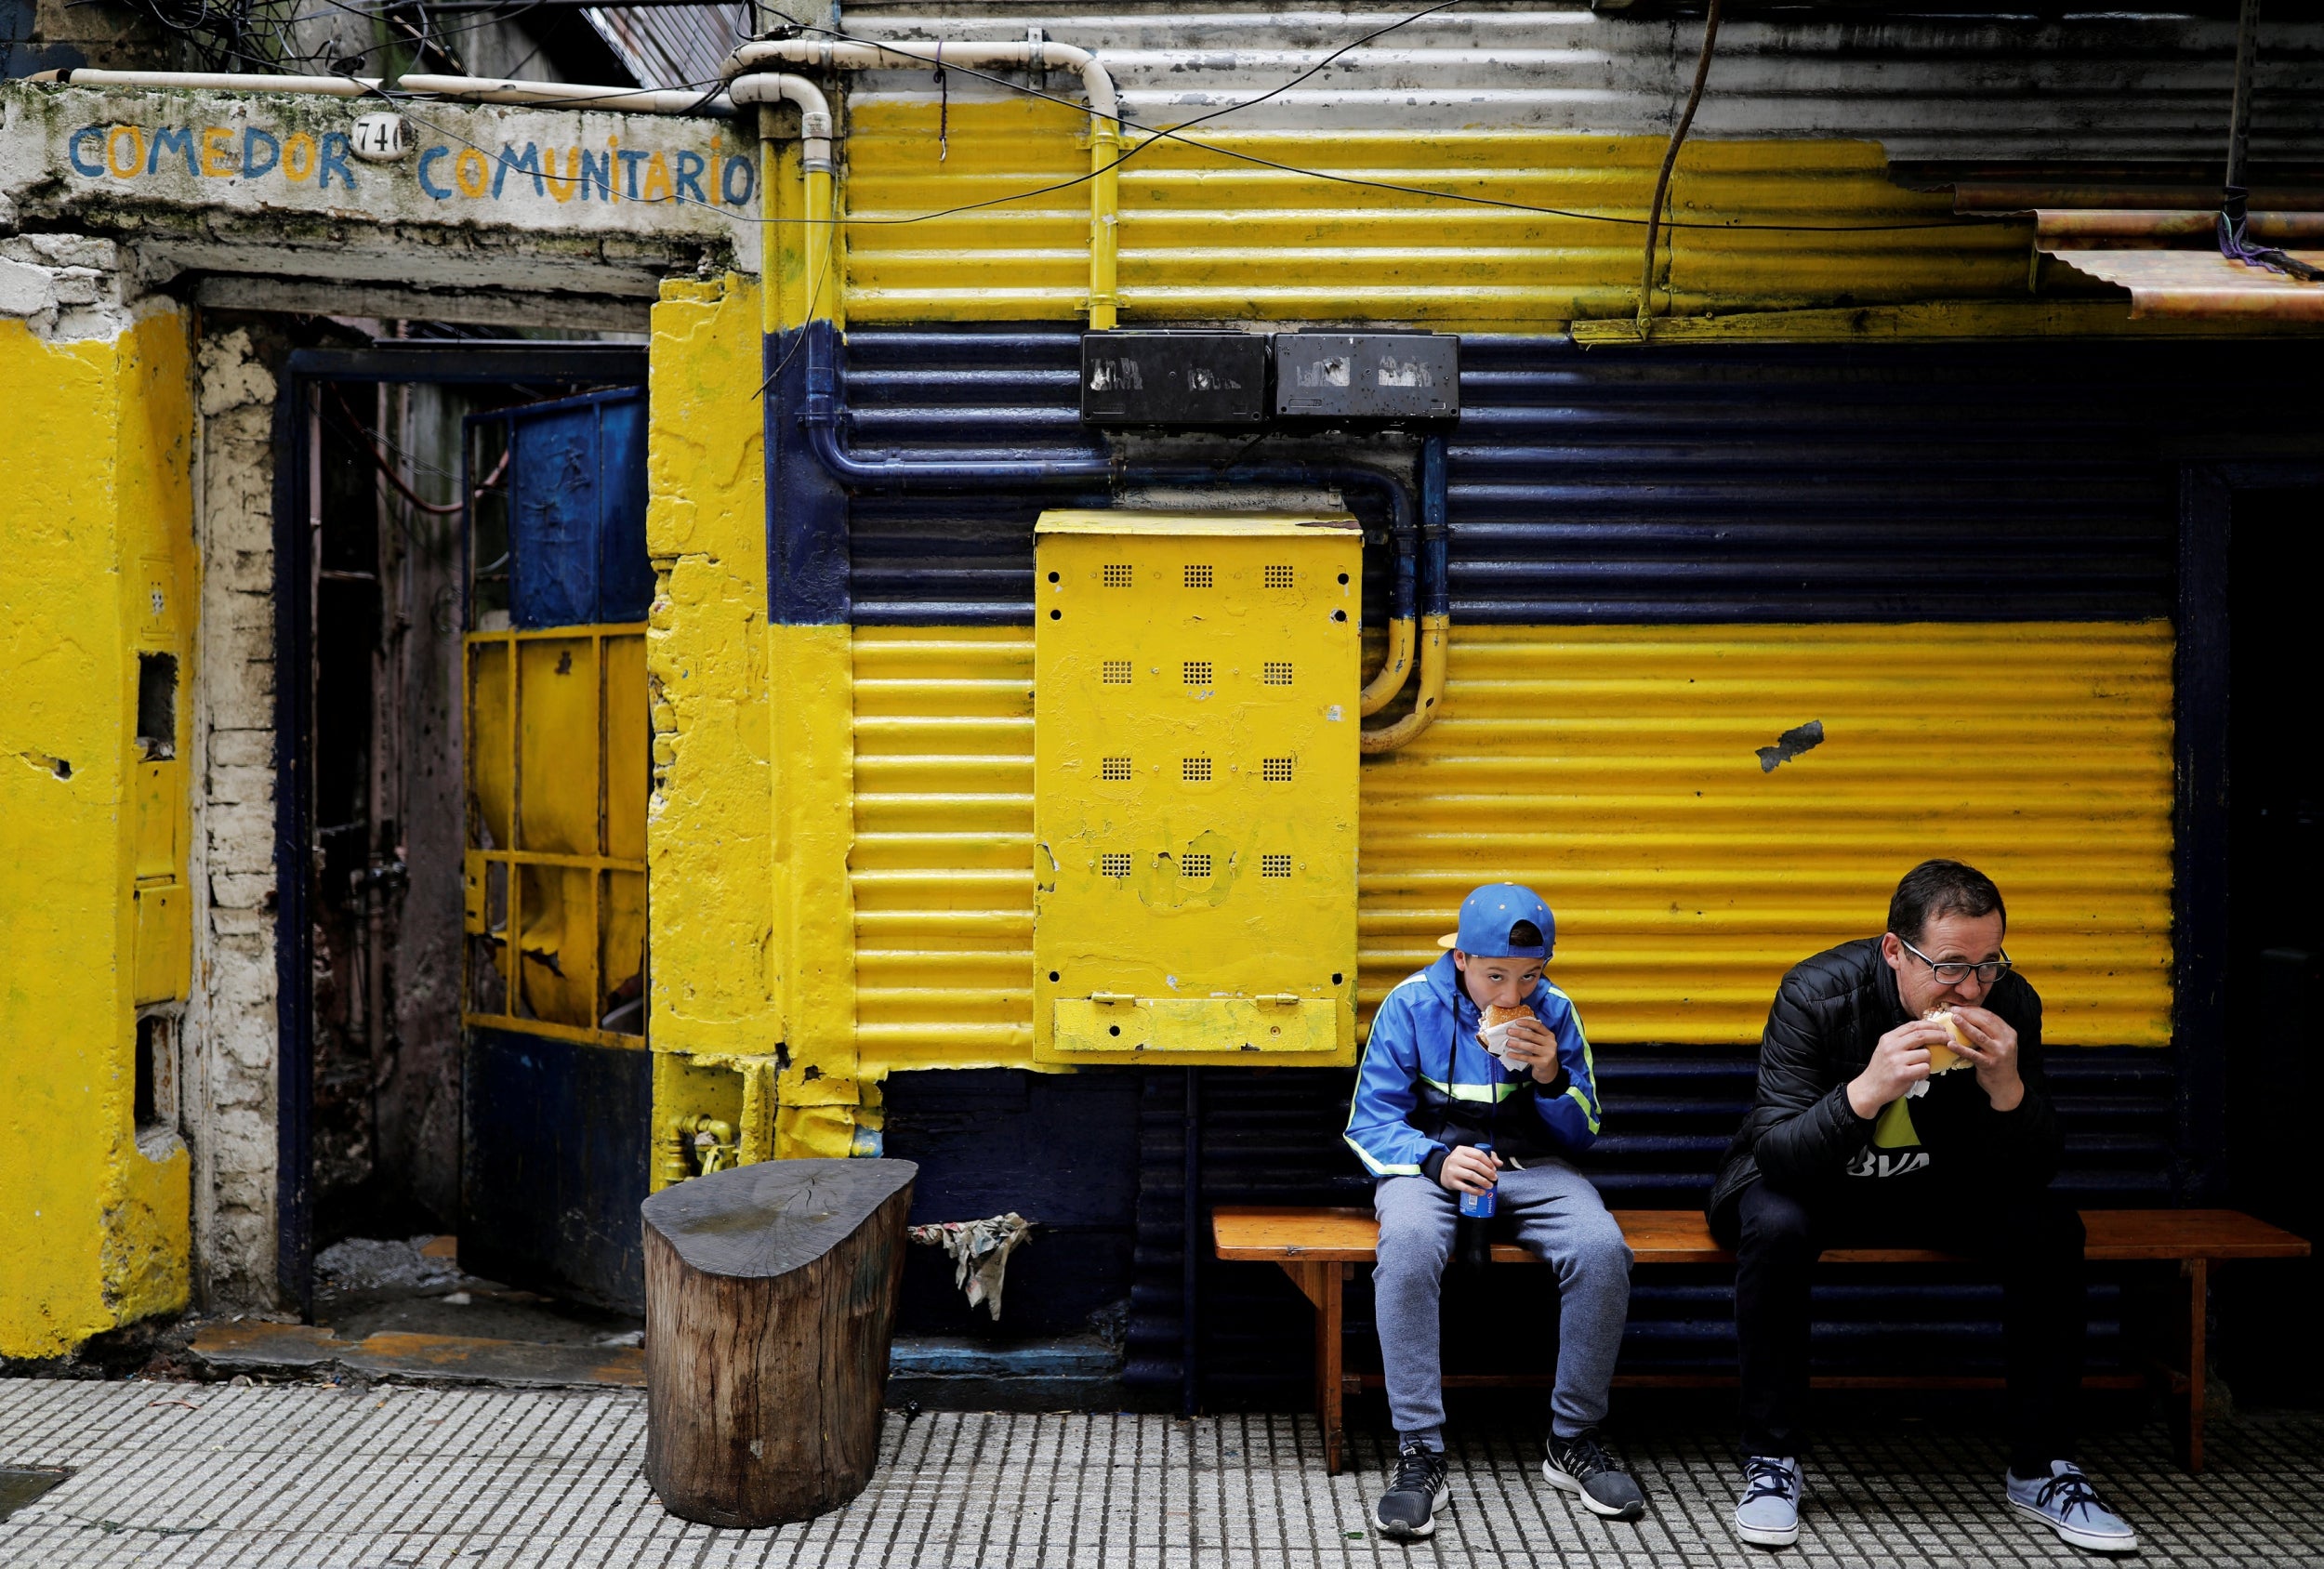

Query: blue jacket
left=1342, top=952, right=1603, bottom=1180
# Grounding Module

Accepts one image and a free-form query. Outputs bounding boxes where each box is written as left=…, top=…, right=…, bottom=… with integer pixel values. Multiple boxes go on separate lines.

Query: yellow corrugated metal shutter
left=1358, top=624, right=2174, bottom=1045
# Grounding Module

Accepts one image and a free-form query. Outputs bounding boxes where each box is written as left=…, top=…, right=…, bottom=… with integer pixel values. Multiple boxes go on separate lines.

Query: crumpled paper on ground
left=908, top=1213, right=1034, bottom=1321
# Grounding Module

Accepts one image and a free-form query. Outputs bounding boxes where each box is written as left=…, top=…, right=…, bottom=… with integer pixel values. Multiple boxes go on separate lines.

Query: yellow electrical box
left=1033, top=509, right=1363, bottom=1066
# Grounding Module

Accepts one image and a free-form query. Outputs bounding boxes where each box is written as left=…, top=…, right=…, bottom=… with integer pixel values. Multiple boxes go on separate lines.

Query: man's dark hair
left=1887, top=859, right=2005, bottom=943
left=1508, top=919, right=1544, bottom=950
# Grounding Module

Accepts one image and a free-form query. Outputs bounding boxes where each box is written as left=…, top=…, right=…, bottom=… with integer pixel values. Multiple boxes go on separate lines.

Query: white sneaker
left=1733, top=1455, right=1802, bottom=1548
left=2006, top=1461, right=2137, bottom=1554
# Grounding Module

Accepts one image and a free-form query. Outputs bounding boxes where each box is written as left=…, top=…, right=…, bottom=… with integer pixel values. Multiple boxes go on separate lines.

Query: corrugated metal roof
left=585, top=3, right=750, bottom=90
left=838, top=7, right=2324, bottom=165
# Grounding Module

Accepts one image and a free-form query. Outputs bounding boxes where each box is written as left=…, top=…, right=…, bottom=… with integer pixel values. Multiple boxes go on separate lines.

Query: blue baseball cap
left=1436, top=883, right=1555, bottom=959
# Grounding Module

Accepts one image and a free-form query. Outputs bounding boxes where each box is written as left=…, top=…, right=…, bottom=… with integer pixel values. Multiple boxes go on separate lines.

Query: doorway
left=274, top=337, right=651, bottom=1341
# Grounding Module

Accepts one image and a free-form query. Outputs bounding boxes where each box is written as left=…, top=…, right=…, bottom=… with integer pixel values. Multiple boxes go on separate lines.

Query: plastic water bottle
left=1458, top=1140, right=1497, bottom=1220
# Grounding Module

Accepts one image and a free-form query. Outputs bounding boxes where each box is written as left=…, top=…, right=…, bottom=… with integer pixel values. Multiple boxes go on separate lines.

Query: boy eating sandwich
left=1342, top=883, right=1642, bottom=1538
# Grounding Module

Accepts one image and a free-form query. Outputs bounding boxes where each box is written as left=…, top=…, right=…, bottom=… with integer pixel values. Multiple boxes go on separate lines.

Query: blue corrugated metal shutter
left=838, top=333, right=2318, bottom=626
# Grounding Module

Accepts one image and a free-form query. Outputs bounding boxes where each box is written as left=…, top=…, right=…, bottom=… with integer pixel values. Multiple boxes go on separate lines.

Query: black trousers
left=1729, top=1178, right=2086, bottom=1473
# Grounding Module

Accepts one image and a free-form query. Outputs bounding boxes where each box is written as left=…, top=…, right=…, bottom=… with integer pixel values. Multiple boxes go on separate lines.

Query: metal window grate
left=1101, top=757, right=1132, bottom=781
left=1261, top=757, right=1294, bottom=782
left=1102, top=660, right=1133, bottom=684
left=1264, top=564, right=1295, bottom=588
left=1262, top=662, right=1293, bottom=686
left=1182, top=757, right=1212, bottom=783
left=1101, top=852, right=1133, bottom=878
left=1183, top=564, right=1213, bottom=589
left=1182, top=852, right=1213, bottom=877
left=1182, top=660, right=1213, bottom=685
left=1261, top=853, right=1293, bottom=877
left=1103, top=564, right=1133, bottom=587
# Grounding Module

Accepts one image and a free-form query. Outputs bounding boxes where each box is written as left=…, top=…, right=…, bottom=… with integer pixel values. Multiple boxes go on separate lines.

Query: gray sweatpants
left=1373, top=1160, right=1633, bottom=1449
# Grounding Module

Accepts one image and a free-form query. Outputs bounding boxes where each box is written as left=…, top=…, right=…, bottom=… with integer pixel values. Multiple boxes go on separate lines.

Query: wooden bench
left=1213, top=1206, right=2309, bottom=1476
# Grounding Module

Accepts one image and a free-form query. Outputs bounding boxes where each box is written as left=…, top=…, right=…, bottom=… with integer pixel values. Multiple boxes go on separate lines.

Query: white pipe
left=395, top=75, right=733, bottom=115
left=28, top=68, right=383, bottom=97
left=726, top=73, right=833, bottom=168
left=721, top=36, right=1118, bottom=122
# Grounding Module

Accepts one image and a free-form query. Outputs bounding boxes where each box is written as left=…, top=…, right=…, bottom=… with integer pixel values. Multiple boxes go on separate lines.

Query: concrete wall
left=186, top=321, right=283, bottom=1311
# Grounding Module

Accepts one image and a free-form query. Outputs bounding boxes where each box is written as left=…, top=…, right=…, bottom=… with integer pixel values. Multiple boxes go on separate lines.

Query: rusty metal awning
left=1954, top=182, right=2324, bottom=323
left=2044, top=247, right=2324, bottom=322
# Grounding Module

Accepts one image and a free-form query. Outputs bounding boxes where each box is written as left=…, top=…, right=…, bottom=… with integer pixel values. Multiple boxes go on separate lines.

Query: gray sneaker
left=1373, top=1439, right=1451, bottom=1540
left=1733, top=1455, right=1802, bottom=1549
left=2006, top=1462, right=2137, bottom=1554
left=1543, top=1429, right=1645, bottom=1521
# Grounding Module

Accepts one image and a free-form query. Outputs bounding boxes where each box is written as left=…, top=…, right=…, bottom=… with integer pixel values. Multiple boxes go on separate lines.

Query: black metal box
left=1080, top=331, right=1271, bottom=426
left=1273, top=332, right=1459, bottom=421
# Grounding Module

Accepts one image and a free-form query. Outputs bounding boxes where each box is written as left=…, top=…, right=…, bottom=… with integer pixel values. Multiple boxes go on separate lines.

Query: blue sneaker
left=2006, top=1462, right=2137, bottom=1554
left=1733, top=1455, right=1801, bottom=1549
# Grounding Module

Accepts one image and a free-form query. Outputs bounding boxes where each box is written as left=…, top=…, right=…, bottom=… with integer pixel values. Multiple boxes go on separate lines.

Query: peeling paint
left=185, top=323, right=281, bottom=1311
left=1755, top=719, right=1827, bottom=772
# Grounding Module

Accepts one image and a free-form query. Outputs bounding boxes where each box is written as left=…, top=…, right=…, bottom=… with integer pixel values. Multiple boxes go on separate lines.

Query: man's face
left=1453, top=951, right=1544, bottom=1009
left=1882, top=909, right=2007, bottom=1017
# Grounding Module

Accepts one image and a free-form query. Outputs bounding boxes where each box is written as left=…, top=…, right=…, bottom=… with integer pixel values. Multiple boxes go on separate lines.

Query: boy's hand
left=1438, top=1145, right=1501, bottom=1195
left=1496, top=1017, right=1565, bottom=1086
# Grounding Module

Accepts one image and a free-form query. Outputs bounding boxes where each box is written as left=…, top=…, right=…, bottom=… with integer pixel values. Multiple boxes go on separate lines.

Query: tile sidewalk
left=2, top=1379, right=2320, bottom=1567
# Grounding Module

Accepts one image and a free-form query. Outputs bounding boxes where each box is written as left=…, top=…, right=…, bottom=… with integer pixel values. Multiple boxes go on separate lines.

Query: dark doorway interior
left=283, top=338, right=650, bottom=1336
left=308, top=372, right=574, bottom=1245
left=2218, top=484, right=2324, bottom=1407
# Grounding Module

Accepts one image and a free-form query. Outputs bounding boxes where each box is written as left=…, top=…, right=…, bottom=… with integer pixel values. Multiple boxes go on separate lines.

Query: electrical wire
left=219, top=0, right=2014, bottom=242
left=751, top=219, right=838, bottom=402
left=362, top=63, right=2009, bottom=241
left=737, top=8, right=2014, bottom=235
left=1638, top=0, right=1722, bottom=328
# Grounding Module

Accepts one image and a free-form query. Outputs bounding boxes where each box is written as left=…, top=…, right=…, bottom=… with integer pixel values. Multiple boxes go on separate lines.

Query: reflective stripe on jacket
left=1342, top=952, right=1602, bottom=1179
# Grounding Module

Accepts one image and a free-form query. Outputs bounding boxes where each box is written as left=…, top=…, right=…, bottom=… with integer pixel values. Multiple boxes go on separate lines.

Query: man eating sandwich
left=1707, top=859, right=2138, bottom=1555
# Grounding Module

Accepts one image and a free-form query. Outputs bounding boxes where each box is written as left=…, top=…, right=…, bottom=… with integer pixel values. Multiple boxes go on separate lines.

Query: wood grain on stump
left=642, top=1157, right=918, bottom=1526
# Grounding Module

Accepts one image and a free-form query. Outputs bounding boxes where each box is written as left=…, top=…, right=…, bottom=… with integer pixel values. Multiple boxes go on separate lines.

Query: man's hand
left=1495, top=1017, right=1565, bottom=1086
left=1438, top=1145, right=1501, bottom=1196
left=1942, top=1005, right=2025, bottom=1112
left=1846, top=1021, right=1941, bottom=1118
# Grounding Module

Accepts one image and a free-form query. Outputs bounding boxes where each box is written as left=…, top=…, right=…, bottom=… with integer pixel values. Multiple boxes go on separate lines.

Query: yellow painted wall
left=850, top=621, right=2173, bottom=1066
left=644, top=275, right=775, bottom=1059
left=0, top=308, right=194, bottom=1358
left=643, top=274, right=874, bottom=1166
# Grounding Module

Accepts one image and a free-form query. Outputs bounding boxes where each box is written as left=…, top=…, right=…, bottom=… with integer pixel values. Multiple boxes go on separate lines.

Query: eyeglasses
left=1895, top=935, right=2013, bottom=986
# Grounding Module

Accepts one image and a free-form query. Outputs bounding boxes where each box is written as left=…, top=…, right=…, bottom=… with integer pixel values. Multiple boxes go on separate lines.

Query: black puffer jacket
left=1705, top=937, right=2060, bottom=1237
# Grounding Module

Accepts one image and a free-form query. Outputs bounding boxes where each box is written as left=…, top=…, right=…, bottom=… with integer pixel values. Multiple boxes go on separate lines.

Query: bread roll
left=1921, top=1009, right=1970, bottom=1075
left=1481, top=1004, right=1531, bottom=1031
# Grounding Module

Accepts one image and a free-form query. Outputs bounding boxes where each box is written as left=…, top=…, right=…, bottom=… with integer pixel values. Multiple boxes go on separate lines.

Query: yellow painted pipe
left=1360, top=613, right=1447, bottom=754
left=1089, top=119, right=1121, bottom=329
left=1359, top=614, right=1416, bottom=717
left=737, top=1061, right=775, bottom=1164
left=756, top=103, right=794, bottom=336
left=740, top=75, right=836, bottom=334
left=805, top=161, right=836, bottom=326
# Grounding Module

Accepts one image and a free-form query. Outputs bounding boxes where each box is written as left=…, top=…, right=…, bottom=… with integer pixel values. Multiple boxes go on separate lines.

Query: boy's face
left=1453, top=951, right=1543, bottom=1009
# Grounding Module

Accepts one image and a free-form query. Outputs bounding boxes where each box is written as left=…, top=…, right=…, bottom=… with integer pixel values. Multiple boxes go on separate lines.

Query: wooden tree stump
left=642, top=1156, right=918, bottom=1526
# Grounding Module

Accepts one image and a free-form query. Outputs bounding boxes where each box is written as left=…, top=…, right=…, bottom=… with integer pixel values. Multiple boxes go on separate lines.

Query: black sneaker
left=1543, top=1429, right=1646, bottom=1521
left=1373, top=1438, right=1451, bottom=1540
